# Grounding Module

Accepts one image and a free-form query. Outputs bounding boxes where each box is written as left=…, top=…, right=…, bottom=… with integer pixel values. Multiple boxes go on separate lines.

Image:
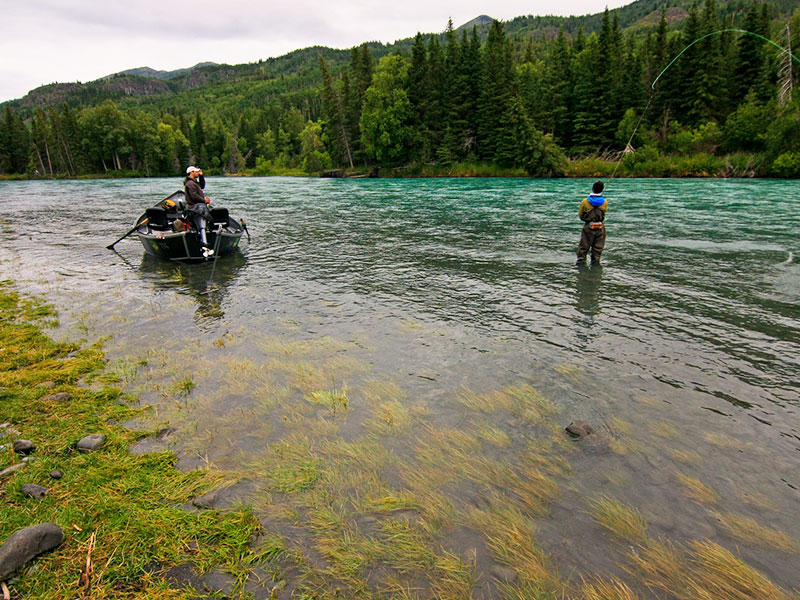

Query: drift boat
left=134, top=191, right=247, bottom=262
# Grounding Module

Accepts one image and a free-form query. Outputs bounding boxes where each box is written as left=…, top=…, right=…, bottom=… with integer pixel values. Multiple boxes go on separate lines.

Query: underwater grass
left=713, top=512, right=798, bottom=554
left=626, top=538, right=795, bottom=600
left=675, top=472, right=719, bottom=506
left=580, top=577, right=641, bottom=600
left=589, top=496, right=648, bottom=543
left=0, top=283, right=272, bottom=599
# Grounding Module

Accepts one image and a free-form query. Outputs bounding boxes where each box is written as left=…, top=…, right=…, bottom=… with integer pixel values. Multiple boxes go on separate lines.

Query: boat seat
left=145, top=207, right=169, bottom=229
left=210, top=207, right=229, bottom=226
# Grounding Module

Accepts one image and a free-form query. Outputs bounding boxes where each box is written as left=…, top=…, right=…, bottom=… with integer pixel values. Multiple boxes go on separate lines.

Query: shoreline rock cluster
left=0, top=407, right=106, bottom=584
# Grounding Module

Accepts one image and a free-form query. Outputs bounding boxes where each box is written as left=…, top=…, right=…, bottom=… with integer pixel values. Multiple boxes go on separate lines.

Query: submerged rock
left=191, top=481, right=255, bottom=510
left=76, top=434, right=106, bottom=453
left=13, top=439, right=36, bottom=455
left=0, top=523, right=65, bottom=580
left=163, top=563, right=234, bottom=596
left=21, top=484, right=48, bottom=499
left=490, top=565, right=518, bottom=582
left=50, top=470, right=63, bottom=480
left=36, top=381, right=55, bottom=389
left=565, top=421, right=594, bottom=438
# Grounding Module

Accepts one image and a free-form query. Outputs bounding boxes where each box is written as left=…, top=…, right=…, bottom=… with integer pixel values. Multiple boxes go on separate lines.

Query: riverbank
left=0, top=283, right=272, bottom=599
left=0, top=151, right=783, bottom=181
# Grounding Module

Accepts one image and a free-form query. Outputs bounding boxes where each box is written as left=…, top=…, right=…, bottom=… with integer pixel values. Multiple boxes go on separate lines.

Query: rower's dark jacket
left=578, top=193, right=608, bottom=229
left=183, top=175, right=206, bottom=207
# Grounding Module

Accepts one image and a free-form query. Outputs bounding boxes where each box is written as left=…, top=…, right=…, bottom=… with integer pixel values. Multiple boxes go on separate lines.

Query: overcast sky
left=0, top=0, right=631, bottom=103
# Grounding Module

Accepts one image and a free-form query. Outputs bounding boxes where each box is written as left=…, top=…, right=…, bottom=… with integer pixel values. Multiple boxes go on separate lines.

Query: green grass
left=0, top=282, right=276, bottom=599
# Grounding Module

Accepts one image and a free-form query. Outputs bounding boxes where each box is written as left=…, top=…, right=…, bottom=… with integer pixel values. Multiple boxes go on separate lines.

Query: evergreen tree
left=478, top=20, right=515, bottom=162
left=319, top=55, right=354, bottom=168
left=732, top=5, right=768, bottom=104
left=407, top=33, right=431, bottom=161
left=2, top=107, right=31, bottom=174
left=571, top=37, right=607, bottom=150
left=426, top=34, right=448, bottom=157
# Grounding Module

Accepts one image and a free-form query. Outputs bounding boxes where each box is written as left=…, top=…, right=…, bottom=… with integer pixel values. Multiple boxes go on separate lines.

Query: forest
left=1, top=0, right=799, bottom=179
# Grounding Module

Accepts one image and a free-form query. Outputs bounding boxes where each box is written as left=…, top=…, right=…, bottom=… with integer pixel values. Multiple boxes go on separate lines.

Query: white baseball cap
left=186, top=166, right=201, bottom=174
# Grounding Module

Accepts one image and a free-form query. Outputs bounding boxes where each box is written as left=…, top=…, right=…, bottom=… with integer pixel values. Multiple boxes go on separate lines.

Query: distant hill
left=3, top=0, right=798, bottom=112
left=101, top=62, right=219, bottom=81
left=457, top=15, right=494, bottom=30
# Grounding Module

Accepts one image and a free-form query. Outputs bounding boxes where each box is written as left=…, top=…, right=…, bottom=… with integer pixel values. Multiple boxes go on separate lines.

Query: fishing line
left=609, top=28, right=799, bottom=180
left=650, top=28, right=800, bottom=91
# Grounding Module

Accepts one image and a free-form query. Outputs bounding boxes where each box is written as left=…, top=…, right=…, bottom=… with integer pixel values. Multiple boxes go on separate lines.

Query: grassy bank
left=0, top=282, right=273, bottom=599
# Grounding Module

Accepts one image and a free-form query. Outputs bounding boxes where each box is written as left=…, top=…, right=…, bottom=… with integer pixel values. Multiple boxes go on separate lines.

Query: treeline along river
left=0, top=176, right=798, bottom=596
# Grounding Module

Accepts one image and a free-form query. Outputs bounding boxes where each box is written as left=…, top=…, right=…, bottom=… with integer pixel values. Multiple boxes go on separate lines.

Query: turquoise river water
left=0, top=177, right=798, bottom=597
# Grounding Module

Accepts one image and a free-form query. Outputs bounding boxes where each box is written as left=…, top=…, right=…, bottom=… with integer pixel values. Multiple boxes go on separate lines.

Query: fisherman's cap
left=186, top=166, right=201, bottom=174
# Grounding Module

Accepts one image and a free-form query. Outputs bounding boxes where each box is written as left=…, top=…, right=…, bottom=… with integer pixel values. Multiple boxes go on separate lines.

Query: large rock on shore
left=0, top=523, right=65, bottom=580
left=76, top=434, right=106, bottom=453
left=13, top=439, right=36, bottom=455
left=41, top=392, right=71, bottom=403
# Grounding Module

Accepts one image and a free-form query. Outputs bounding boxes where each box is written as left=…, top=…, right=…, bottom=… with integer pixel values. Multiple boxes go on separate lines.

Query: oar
left=240, top=218, right=250, bottom=242
left=204, top=224, right=225, bottom=291
left=106, top=191, right=182, bottom=250
left=106, top=218, right=148, bottom=250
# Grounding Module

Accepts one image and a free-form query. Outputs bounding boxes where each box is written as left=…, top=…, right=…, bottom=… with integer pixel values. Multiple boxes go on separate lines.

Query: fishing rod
left=609, top=28, right=800, bottom=179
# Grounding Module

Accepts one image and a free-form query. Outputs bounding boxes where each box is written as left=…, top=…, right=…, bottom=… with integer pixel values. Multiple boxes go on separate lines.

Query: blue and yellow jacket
left=579, top=193, right=608, bottom=227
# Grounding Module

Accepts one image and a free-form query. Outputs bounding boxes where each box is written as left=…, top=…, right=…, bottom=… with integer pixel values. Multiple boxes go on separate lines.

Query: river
left=1, top=177, right=798, bottom=597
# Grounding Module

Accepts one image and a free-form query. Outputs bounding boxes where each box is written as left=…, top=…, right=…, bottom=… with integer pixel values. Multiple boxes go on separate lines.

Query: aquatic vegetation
left=554, top=363, right=582, bottom=382
left=608, top=417, right=632, bottom=436
left=685, top=539, right=794, bottom=600
left=264, top=439, right=322, bottom=493
left=627, top=538, right=794, bottom=600
left=171, top=375, right=195, bottom=396
left=580, top=577, right=641, bottom=600
left=589, top=496, right=648, bottom=543
left=361, top=377, right=406, bottom=403
left=713, top=512, right=798, bottom=554
left=650, top=421, right=680, bottom=440
left=365, top=400, right=412, bottom=436
left=667, top=448, right=701, bottom=465
left=515, top=465, right=561, bottom=516
left=625, top=538, right=688, bottom=596
left=307, top=385, right=349, bottom=415
left=675, top=473, right=719, bottom=506
left=635, top=395, right=662, bottom=407
left=736, top=490, right=779, bottom=512
left=456, top=384, right=557, bottom=424
left=256, top=335, right=358, bottom=357
left=704, top=432, right=741, bottom=449
left=469, top=499, right=562, bottom=595
left=475, top=420, right=513, bottom=448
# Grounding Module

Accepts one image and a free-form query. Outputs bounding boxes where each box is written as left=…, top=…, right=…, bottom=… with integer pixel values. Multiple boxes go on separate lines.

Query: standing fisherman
left=184, top=166, right=214, bottom=257
left=576, top=180, right=608, bottom=265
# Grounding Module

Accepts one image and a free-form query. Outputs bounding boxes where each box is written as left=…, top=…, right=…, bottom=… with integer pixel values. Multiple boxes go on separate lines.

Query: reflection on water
left=575, top=262, right=604, bottom=317
left=0, top=177, right=798, bottom=597
left=137, top=253, right=248, bottom=322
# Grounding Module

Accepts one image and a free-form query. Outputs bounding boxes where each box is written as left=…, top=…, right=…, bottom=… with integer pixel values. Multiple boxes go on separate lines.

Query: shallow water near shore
left=1, top=177, right=798, bottom=597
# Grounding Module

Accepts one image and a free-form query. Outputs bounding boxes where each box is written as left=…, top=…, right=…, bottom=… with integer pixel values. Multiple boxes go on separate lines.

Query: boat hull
left=136, top=228, right=242, bottom=262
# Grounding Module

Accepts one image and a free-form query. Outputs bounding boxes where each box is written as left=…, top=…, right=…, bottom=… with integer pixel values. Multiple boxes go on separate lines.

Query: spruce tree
left=478, top=20, right=514, bottom=162
left=319, top=55, right=354, bottom=168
